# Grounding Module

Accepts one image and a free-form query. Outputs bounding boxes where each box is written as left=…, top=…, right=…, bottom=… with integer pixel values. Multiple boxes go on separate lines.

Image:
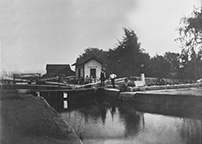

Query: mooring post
left=141, top=73, right=145, bottom=86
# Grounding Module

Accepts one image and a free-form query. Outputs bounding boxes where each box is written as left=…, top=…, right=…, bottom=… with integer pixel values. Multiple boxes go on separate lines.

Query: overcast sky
left=0, top=0, right=201, bottom=73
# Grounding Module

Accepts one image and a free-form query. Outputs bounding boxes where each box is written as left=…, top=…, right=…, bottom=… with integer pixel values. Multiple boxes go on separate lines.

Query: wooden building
left=44, top=64, right=75, bottom=78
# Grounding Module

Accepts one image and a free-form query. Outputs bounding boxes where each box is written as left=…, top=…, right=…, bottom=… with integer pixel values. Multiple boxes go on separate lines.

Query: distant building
left=44, top=64, right=75, bottom=78
left=72, top=56, right=106, bottom=81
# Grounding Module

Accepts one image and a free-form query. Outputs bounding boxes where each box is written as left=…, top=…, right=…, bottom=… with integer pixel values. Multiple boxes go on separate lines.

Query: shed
left=72, top=56, right=106, bottom=81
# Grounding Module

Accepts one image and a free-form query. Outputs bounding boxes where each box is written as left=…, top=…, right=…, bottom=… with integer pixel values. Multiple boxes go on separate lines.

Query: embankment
left=0, top=90, right=82, bottom=144
left=119, top=87, right=202, bottom=119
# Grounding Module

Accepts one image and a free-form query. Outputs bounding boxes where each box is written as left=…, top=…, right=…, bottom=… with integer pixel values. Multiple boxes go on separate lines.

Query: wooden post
left=13, top=74, right=16, bottom=89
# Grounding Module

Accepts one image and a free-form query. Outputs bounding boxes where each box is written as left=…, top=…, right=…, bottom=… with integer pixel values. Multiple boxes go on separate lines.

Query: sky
left=0, top=0, right=201, bottom=74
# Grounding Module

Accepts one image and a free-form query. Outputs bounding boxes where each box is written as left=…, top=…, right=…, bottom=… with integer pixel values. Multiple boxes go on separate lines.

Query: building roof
left=72, top=56, right=106, bottom=66
left=45, top=64, right=75, bottom=77
left=46, top=64, right=71, bottom=70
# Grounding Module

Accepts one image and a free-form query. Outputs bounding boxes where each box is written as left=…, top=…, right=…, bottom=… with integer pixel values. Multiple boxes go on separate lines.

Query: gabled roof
left=72, top=56, right=106, bottom=66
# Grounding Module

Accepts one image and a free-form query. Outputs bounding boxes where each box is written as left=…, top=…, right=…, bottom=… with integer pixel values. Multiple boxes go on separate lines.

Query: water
left=56, top=97, right=201, bottom=144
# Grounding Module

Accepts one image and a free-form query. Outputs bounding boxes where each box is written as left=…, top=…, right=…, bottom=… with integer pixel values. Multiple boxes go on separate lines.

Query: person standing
left=85, top=75, right=90, bottom=84
left=109, top=72, right=117, bottom=88
left=100, top=69, right=106, bottom=86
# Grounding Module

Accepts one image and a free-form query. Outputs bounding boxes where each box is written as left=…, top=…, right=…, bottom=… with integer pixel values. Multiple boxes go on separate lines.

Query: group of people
left=100, top=69, right=117, bottom=88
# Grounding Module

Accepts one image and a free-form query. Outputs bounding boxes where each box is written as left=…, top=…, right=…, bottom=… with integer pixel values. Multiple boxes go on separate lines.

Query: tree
left=178, top=48, right=202, bottom=80
left=178, top=7, right=202, bottom=54
left=107, top=28, right=149, bottom=77
left=163, top=52, right=180, bottom=78
left=76, top=47, right=108, bottom=64
left=147, top=55, right=171, bottom=78
left=177, top=7, right=202, bottom=80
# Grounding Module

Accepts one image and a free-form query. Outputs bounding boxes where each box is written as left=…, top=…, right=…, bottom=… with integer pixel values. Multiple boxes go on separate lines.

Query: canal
left=42, top=93, right=201, bottom=144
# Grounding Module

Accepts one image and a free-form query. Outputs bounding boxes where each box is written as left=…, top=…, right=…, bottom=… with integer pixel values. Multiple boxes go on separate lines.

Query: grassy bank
left=0, top=90, right=82, bottom=144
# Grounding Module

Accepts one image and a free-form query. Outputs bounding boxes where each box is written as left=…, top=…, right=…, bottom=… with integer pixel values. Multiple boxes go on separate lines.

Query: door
left=90, top=68, right=96, bottom=78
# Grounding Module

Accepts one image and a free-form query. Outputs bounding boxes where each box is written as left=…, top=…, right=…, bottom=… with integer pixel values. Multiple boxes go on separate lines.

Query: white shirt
left=110, top=74, right=117, bottom=79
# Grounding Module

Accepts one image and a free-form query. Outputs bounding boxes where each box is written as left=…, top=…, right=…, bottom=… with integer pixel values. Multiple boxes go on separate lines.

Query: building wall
left=84, top=59, right=102, bottom=81
left=75, top=65, right=84, bottom=79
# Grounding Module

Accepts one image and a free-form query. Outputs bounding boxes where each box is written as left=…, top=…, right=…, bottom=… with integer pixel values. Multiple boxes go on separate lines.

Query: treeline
left=76, top=28, right=201, bottom=80
left=76, top=7, right=202, bottom=80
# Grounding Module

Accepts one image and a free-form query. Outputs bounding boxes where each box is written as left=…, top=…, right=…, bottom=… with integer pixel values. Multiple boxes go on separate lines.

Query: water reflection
left=59, top=98, right=201, bottom=144
left=41, top=94, right=201, bottom=144
left=180, top=119, right=201, bottom=144
left=118, top=104, right=144, bottom=137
